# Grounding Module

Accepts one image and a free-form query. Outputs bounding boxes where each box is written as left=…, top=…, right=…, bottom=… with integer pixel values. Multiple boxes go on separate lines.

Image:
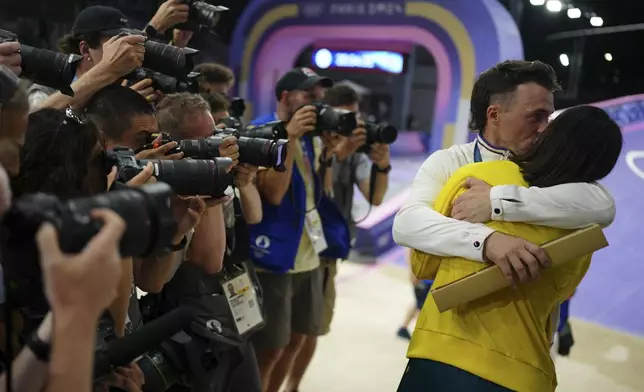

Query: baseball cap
left=274, top=67, right=333, bottom=100
left=71, top=6, right=129, bottom=38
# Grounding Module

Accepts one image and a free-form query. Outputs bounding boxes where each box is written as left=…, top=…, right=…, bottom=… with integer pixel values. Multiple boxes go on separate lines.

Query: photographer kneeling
left=148, top=92, right=264, bottom=392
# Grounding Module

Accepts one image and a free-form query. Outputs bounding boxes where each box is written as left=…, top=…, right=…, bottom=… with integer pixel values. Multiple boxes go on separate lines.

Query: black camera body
left=0, top=183, right=177, bottom=312
left=107, top=28, right=198, bottom=80
left=229, top=97, right=246, bottom=120
left=176, top=1, right=229, bottom=32
left=0, top=29, right=81, bottom=95
left=129, top=68, right=199, bottom=94
left=139, top=132, right=182, bottom=155
left=310, top=102, right=357, bottom=137
left=358, top=122, right=399, bottom=153
left=106, top=147, right=232, bottom=197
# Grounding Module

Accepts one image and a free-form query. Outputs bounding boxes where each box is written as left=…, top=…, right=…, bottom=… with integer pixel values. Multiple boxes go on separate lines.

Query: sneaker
left=397, top=327, right=412, bottom=340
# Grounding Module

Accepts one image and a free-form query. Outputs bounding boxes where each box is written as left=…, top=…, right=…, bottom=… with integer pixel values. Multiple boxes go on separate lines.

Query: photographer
left=0, top=65, right=131, bottom=392
left=0, top=101, right=136, bottom=392
left=194, top=63, right=235, bottom=95
left=86, top=85, right=209, bottom=294
left=283, top=83, right=391, bottom=391
left=154, top=92, right=263, bottom=392
left=28, top=6, right=144, bottom=111
left=203, top=91, right=234, bottom=123
left=247, top=67, right=350, bottom=391
left=29, top=3, right=194, bottom=110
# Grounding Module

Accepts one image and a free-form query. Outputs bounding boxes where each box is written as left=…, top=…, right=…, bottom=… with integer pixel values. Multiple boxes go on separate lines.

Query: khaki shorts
left=251, top=267, right=324, bottom=351
left=318, top=258, right=339, bottom=336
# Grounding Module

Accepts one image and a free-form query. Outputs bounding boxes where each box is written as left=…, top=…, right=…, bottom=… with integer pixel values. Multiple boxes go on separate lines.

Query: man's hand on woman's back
left=483, top=232, right=551, bottom=286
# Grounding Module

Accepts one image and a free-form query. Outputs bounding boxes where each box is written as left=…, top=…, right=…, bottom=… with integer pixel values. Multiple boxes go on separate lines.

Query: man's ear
left=79, top=41, right=91, bottom=58
left=487, top=104, right=501, bottom=126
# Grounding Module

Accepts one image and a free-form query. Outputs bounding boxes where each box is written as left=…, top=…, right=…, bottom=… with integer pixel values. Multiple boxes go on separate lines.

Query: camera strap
left=352, top=159, right=378, bottom=225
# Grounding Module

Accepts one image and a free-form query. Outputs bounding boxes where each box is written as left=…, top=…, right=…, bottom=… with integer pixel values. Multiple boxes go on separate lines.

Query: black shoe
left=557, top=322, right=574, bottom=356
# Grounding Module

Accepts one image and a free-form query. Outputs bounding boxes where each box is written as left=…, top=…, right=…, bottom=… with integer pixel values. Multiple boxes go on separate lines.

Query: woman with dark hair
left=13, top=108, right=107, bottom=199
left=400, top=105, right=622, bottom=392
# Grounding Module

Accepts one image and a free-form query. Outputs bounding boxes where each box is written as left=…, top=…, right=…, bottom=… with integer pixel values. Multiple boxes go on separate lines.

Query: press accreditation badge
left=222, top=272, right=264, bottom=335
left=304, top=209, right=328, bottom=253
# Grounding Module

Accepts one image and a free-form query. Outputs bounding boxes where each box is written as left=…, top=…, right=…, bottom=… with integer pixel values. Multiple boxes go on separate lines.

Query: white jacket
left=392, top=135, right=616, bottom=262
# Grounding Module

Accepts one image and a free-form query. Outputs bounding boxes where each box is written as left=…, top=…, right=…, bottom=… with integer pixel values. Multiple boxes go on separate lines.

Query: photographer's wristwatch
left=165, top=235, right=188, bottom=253
left=143, top=24, right=166, bottom=41
left=373, top=164, right=392, bottom=174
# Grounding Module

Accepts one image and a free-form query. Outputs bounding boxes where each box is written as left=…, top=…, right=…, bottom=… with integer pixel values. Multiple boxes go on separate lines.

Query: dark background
left=1, top=0, right=642, bottom=106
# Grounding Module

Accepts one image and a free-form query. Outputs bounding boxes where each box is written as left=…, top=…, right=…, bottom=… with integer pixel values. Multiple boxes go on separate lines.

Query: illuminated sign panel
left=312, top=48, right=405, bottom=74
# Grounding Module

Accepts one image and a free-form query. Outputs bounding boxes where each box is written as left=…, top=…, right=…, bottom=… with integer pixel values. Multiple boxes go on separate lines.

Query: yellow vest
left=408, top=160, right=592, bottom=392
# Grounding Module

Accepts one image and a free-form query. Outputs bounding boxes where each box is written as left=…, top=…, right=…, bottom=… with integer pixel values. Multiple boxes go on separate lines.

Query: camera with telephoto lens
left=310, top=101, right=357, bottom=137
left=141, top=128, right=289, bottom=171
left=211, top=128, right=289, bottom=171
left=175, top=1, right=229, bottom=32
left=219, top=118, right=288, bottom=140
left=0, top=183, right=177, bottom=312
left=129, top=68, right=199, bottom=94
left=0, top=29, right=82, bottom=95
left=357, top=122, right=399, bottom=153
left=106, top=147, right=232, bottom=196
left=105, top=28, right=198, bottom=80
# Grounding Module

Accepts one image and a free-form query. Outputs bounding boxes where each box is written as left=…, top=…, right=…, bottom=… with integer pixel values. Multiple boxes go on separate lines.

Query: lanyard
left=473, top=141, right=482, bottom=163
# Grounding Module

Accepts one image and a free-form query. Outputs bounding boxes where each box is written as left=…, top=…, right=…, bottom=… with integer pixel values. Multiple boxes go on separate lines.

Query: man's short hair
left=85, top=85, right=155, bottom=141
left=202, top=92, right=229, bottom=114
left=325, top=84, right=359, bottom=107
left=469, top=60, right=561, bottom=133
left=194, top=63, right=235, bottom=87
left=156, top=93, right=211, bottom=138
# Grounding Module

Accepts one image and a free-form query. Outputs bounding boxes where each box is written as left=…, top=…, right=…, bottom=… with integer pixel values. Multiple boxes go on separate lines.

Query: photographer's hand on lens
left=149, top=0, right=190, bottom=34
left=369, top=143, right=391, bottom=170
left=99, top=34, right=145, bottom=81
left=218, top=136, right=240, bottom=170
left=125, top=162, right=157, bottom=186
left=36, top=209, right=126, bottom=318
left=172, top=195, right=207, bottom=239
left=0, top=41, right=21, bottom=75
left=286, top=105, right=317, bottom=139
left=334, top=123, right=366, bottom=160
left=95, top=363, right=144, bottom=392
left=125, top=78, right=161, bottom=103
left=135, top=136, right=184, bottom=160
left=234, top=163, right=259, bottom=188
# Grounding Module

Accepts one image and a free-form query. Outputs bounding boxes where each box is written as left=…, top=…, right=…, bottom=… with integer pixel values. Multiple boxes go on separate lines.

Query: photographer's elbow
left=203, top=256, right=224, bottom=275
left=245, top=214, right=263, bottom=225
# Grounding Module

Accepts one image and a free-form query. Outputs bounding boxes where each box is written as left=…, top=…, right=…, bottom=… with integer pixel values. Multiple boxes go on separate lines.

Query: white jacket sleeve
left=392, top=151, right=495, bottom=262
left=490, top=182, right=616, bottom=229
